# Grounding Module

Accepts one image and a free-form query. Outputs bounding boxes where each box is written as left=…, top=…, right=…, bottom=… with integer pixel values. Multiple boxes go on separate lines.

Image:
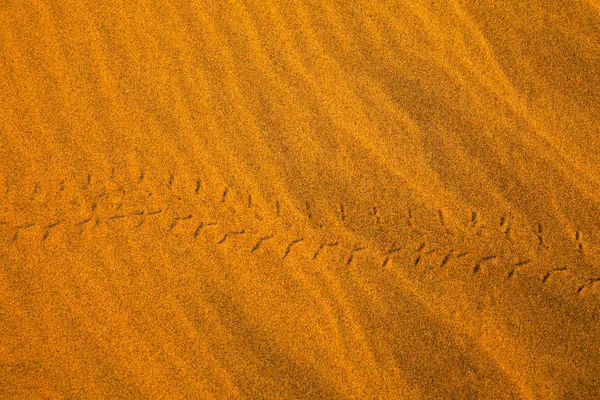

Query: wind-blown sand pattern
left=1, top=1, right=600, bottom=398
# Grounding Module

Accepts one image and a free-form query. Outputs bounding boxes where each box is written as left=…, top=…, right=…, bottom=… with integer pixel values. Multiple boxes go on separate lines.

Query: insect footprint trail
left=5, top=169, right=599, bottom=306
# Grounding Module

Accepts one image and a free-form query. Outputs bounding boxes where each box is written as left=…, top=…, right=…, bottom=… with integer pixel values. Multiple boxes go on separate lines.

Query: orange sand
left=1, top=1, right=599, bottom=398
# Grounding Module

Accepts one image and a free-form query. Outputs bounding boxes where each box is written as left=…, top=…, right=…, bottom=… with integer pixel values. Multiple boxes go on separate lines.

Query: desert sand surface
left=1, top=0, right=600, bottom=398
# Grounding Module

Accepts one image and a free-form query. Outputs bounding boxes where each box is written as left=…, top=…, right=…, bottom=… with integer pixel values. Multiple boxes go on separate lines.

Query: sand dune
left=1, top=0, right=599, bottom=398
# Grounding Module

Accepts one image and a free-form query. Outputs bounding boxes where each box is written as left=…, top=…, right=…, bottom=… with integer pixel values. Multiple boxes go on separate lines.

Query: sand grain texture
left=1, top=0, right=600, bottom=398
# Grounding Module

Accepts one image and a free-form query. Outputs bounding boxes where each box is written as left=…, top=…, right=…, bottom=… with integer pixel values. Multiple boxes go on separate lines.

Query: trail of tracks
left=1, top=172, right=598, bottom=300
